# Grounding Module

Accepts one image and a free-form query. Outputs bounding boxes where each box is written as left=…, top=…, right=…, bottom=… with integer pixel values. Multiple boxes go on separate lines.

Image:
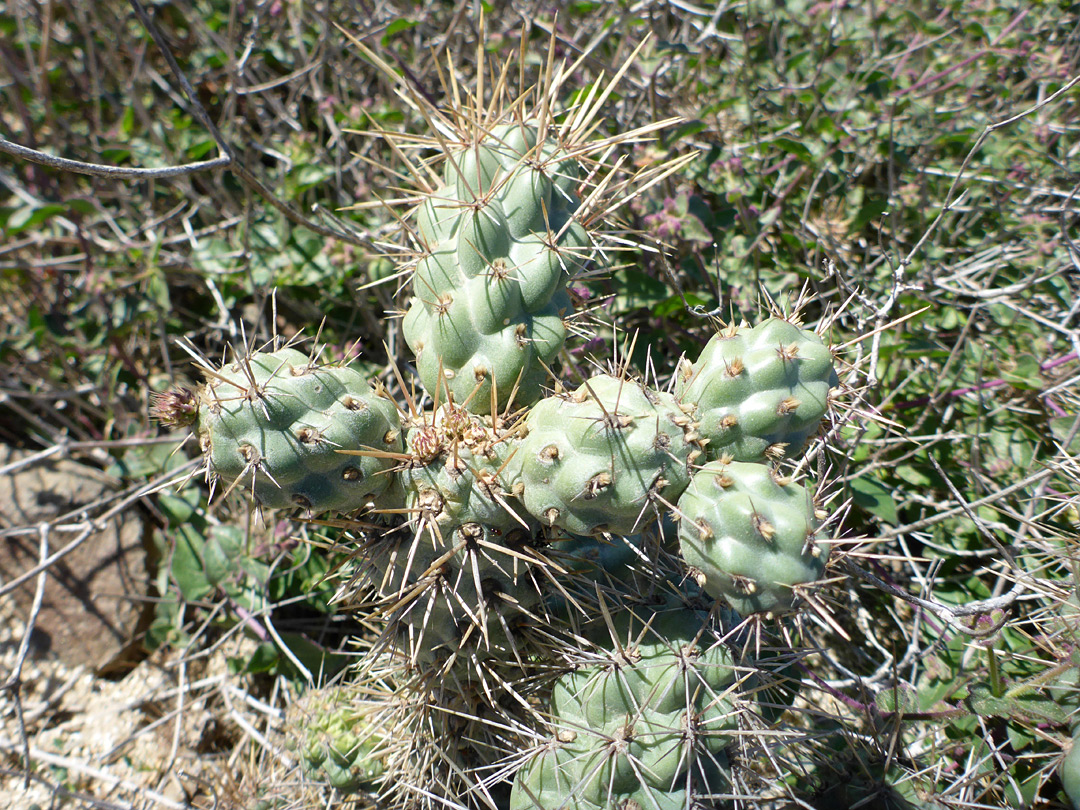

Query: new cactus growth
left=676, top=458, right=828, bottom=615
left=675, top=318, right=838, bottom=462
left=400, top=401, right=528, bottom=532
left=285, top=685, right=386, bottom=793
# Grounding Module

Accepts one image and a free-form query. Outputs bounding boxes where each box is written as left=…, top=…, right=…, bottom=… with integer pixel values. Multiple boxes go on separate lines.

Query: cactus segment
left=511, top=608, right=739, bottom=809
left=196, top=348, right=403, bottom=512
left=676, top=318, right=838, bottom=461
left=404, top=123, right=589, bottom=414
left=515, top=375, right=701, bottom=536
left=677, top=459, right=827, bottom=615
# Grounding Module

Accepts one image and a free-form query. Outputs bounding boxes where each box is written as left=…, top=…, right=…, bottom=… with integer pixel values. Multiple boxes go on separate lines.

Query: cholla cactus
left=157, top=25, right=844, bottom=810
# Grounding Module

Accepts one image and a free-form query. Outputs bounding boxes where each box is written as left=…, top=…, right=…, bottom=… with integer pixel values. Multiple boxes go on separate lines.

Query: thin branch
left=0, top=524, right=49, bottom=789
left=840, top=557, right=1021, bottom=636
left=0, top=136, right=231, bottom=179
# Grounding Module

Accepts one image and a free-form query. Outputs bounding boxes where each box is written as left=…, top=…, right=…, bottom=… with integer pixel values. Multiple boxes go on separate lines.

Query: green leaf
left=67, top=199, right=97, bottom=216
left=186, top=139, right=217, bottom=160
left=171, top=526, right=213, bottom=602
left=4, top=204, right=66, bottom=235
left=157, top=491, right=197, bottom=526
left=121, top=106, right=135, bottom=138
left=382, top=18, right=417, bottom=45
left=654, top=292, right=708, bottom=318
left=966, top=683, right=1070, bottom=724
left=1051, top=415, right=1080, bottom=455
left=848, top=197, right=888, bottom=235
left=849, top=476, right=899, bottom=525
left=1002, top=352, right=1043, bottom=390
left=236, top=641, right=280, bottom=674
left=875, top=682, right=918, bottom=714
left=614, top=267, right=669, bottom=312
left=772, top=137, right=814, bottom=163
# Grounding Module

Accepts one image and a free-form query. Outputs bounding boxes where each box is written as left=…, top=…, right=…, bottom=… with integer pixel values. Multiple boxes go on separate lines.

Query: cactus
left=675, top=317, right=837, bottom=462
left=511, top=607, right=741, bottom=809
left=360, top=519, right=547, bottom=669
left=285, top=685, right=386, bottom=793
left=403, top=122, right=590, bottom=415
left=194, top=347, right=404, bottom=512
left=514, top=374, right=702, bottom=536
left=400, top=401, right=528, bottom=532
left=150, top=29, right=851, bottom=810
left=1063, top=738, right=1080, bottom=810
left=676, top=458, right=828, bottom=615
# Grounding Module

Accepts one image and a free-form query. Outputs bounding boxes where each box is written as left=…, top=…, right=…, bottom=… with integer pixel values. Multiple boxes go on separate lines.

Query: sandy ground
left=0, top=592, right=294, bottom=810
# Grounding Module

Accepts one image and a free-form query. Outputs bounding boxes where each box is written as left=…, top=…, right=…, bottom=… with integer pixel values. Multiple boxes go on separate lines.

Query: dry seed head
left=150, top=387, right=198, bottom=428
left=514, top=323, right=529, bottom=348
left=440, top=403, right=471, bottom=440
left=417, top=488, right=445, bottom=517
left=731, top=574, right=757, bottom=595
left=341, top=395, right=368, bottom=412
left=296, top=427, right=322, bottom=444
left=678, top=359, right=694, bottom=383
left=411, top=426, right=442, bottom=463
left=765, top=442, right=789, bottom=460
left=712, top=471, right=734, bottom=489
